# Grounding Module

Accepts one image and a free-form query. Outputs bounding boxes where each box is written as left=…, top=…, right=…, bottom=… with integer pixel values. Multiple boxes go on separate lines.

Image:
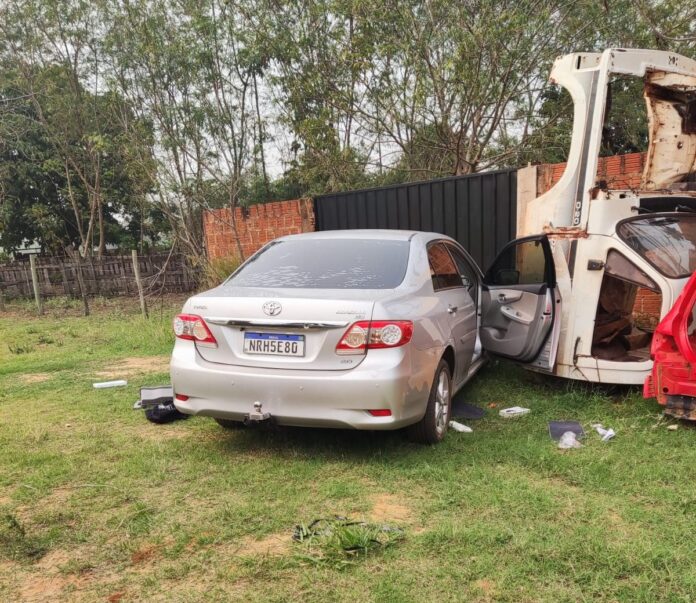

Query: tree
left=104, top=0, right=268, bottom=260
left=0, top=62, right=157, bottom=254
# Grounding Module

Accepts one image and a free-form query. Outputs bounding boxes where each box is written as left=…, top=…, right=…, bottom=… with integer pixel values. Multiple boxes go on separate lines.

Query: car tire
left=214, top=418, right=245, bottom=429
left=407, top=359, right=452, bottom=444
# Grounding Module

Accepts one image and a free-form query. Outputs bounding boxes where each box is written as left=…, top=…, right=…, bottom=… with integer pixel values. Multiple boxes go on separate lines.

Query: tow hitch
left=244, top=401, right=272, bottom=425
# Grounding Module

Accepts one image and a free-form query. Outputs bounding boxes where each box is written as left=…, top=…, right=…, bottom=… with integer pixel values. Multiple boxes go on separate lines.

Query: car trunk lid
left=193, top=289, right=375, bottom=370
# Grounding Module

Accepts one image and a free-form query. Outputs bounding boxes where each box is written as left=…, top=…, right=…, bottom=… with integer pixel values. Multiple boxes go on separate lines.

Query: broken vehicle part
left=517, top=49, right=696, bottom=385
left=644, top=271, right=696, bottom=420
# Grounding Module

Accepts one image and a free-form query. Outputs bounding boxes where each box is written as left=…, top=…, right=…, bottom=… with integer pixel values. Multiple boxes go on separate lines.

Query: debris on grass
left=138, top=385, right=174, bottom=407
left=135, top=385, right=188, bottom=424
left=292, top=517, right=404, bottom=567
left=144, top=403, right=189, bottom=424
left=499, top=406, right=530, bottom=418
left=558, top=431, right=583, bottom=449
left=449, top=421, right=473, bottom=433
left=93, top=380, right=127, bottom=389
left=548, top=421, right=584, bottom=441
left=667, top=424, right=679, bottom=431
left=451, top=399, right=486, bottom=419
left=592, top=423, right=616, bottom=441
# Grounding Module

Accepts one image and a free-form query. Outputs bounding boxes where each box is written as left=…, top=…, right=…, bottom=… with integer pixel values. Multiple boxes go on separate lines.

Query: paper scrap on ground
left=93, top=380, right=127, bottom=389
left=591, top=423, right=616, bottom=441
left=499, top=406, right=530, bottom=418
left=449, top=421, right=473, bottom=433
left=558, top=431, right=583, bottom=449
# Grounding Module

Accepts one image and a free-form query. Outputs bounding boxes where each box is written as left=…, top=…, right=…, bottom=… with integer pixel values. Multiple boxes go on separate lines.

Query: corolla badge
left=262, top=301, right=282, bottom=316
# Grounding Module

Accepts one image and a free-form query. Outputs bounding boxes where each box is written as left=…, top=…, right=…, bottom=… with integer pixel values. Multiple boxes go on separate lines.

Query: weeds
left=293, top=518, right=404, bottom=568
left=0, top=514, right=47, bottom=561
left=7, top=343, right=34, bottom=355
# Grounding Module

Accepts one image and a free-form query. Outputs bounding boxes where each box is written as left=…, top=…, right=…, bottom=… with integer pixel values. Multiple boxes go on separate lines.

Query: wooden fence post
left=67, top=249, right=90, bottom=316
left=132, top=250, right=148, bottom=319
left=0, top=287, right=5, bottom=312
left=59, top=260, right=73, bottom=297
left=29, top=255, right=44, bottom=315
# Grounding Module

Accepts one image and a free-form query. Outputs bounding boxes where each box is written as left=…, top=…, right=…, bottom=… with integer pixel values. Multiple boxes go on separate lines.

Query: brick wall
left=204, top=199, right=315, bottom=260
left=634, top=289, right=662, bottom=329
left=534, top=151, right=662, bottom=327
left=538, top=151, right=646, bottom=195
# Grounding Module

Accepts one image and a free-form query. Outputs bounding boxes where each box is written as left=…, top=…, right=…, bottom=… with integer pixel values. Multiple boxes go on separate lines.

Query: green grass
left=1, top=296, right=696, bottom=601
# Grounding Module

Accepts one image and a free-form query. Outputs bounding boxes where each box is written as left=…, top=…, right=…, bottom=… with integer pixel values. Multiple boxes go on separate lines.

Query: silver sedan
left=171, top=229, right=558, bottom=443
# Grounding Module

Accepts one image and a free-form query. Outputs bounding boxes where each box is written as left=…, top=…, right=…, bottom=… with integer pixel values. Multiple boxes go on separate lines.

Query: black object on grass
left=548, top=420, right=584, bottom=441
left=451, top=398, right=486, bottom=420
left=138, top=385, right=189, bottom=424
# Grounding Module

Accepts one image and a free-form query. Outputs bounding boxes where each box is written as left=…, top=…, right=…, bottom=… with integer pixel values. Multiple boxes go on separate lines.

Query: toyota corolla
left=171, top=230, right=560, bottom=443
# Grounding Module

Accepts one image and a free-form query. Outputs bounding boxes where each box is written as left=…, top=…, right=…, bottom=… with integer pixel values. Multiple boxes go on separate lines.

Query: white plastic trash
left=558, top=431, right=583, bottom=449
left=499, top=406, right=530, bottom=418
left=93, top=380, right=128, bottom=389
left=591, top=423, right=616, bottom=442
left=449, top=421, right=473, bottom=433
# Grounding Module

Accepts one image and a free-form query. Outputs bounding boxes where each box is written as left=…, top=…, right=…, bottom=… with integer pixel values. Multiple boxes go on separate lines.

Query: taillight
left=336, top=320, right=413, bottom=354
left=173, top=314, right=217, bottom=346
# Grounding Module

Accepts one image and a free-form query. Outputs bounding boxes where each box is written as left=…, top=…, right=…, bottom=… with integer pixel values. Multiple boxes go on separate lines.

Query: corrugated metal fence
left=314, top=169, right=517, bottom=270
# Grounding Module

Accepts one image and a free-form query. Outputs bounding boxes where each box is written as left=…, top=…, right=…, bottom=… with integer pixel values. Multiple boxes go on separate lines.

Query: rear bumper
left=170, top=340, right=440, bottom=429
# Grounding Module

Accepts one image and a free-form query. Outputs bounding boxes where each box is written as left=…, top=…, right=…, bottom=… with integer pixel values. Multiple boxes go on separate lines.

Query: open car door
left=480, top=235, right=560, bottom=371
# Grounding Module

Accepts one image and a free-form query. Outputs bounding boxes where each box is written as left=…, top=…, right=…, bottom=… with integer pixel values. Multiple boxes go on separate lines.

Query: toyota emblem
left=262, top=301, right=282, bottom=316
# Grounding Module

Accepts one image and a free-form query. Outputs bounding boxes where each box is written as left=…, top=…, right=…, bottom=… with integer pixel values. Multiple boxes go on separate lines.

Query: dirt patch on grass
left=369, top=493, right=413, bottom=523
left=19, top=373, right=52, bottom=385
left=131, top=544, right=160, bottom=565
left=19, top=574, right=88, bottom=602
left=95, top=356, right=170, bottom=379
left=36, top=548, right=72, bottom=571
left=473, top=578, right=498, bottom=600
left=237, top=532, right=292, bottom=557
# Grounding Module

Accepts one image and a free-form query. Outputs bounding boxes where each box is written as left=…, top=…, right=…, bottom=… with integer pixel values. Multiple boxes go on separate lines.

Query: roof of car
left=278, top=229, right=441, bottom=242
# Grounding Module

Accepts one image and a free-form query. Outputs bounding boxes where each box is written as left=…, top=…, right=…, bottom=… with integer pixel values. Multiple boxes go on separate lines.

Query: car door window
left=428, top=243, right=463, bottom=291
left=446, top=244, right=479, bottom=302
left=484, top=239, right=550, bottom=286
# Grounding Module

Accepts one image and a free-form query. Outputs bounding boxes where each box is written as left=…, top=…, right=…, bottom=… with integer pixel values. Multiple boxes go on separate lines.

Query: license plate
left=243, top=332, right=305, bottom=357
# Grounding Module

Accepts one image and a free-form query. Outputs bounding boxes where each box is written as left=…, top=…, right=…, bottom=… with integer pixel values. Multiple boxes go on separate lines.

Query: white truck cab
left=517, top=49, right=696, bottom=384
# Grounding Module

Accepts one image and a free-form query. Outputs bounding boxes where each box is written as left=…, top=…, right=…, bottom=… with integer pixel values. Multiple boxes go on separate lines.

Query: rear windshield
left=227, top=238, right=410, bottom=289
left=617, top=214, right=696, bottom=279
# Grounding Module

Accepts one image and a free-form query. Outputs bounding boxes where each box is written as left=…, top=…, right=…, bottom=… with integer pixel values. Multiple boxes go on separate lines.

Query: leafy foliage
left=0, top=62, right=158, bottom=254
left=0, top=0, right=694, bottom=256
